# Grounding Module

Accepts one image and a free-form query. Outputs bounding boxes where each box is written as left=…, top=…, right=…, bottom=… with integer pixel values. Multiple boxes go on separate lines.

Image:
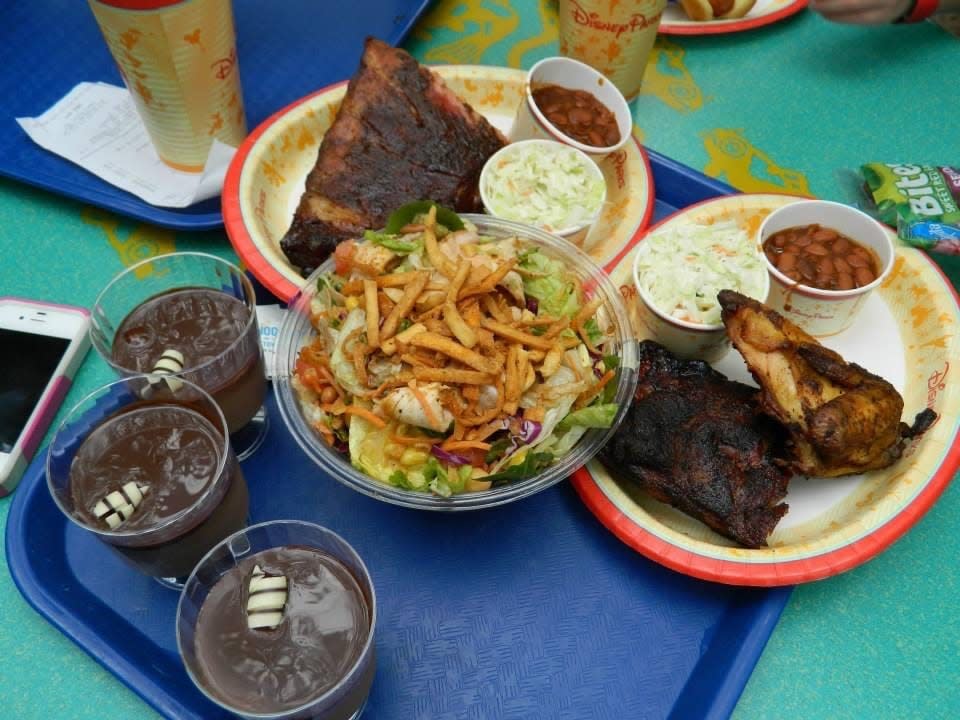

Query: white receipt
left=255, top=304, right=287, bottom=381
left=16, top=82, right=236, bottom=208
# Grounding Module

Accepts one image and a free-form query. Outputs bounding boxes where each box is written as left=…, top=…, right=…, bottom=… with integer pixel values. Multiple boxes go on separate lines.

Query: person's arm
left=811, top=0, right=960, bottom=24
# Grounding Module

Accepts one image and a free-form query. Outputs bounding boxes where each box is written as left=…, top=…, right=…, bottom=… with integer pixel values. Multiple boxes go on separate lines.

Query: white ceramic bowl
left=759, top=200, right=895, bottom=337
left=479, top=139, right=607, bottom=244
left=510, top=56, right=632, bottom=159
left=631, top=230, right=771, bottom=363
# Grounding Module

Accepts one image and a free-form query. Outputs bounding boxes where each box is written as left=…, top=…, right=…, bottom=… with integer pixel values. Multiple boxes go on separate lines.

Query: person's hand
left=810, top=0, right=914, bottom=23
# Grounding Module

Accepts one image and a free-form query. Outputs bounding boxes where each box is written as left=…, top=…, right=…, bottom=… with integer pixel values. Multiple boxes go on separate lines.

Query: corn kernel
left=400, top=448, right=429, bottom=467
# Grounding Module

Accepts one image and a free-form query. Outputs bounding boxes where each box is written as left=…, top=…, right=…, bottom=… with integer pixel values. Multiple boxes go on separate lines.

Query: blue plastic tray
left=0, top=0, right=432, bottom=231
left=6, top=152, right=793, bottom=719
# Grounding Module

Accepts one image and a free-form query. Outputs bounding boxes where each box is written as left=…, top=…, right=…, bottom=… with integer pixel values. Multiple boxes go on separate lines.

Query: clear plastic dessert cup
left=46, top=375, right=249, bottom=588
left=177, top=520, right=377, bottom=720
left=90, top=251, right=268, bottom=460
left=275, top=215, right=638, bottom=511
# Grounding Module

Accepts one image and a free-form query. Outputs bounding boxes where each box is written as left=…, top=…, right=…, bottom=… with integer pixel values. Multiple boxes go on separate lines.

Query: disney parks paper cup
left=88, top=0, right=247, bottom=172
left=760, top=200, right=895, bottom=337
left=558, top=0, right=667, bottom=102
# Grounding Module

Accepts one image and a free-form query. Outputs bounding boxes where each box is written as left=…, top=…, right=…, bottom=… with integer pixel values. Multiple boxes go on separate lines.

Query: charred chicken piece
left=598, top=341, right=791, bottom=548
left=718, top=290, right=936, bottom=478
left=280, top=38, right=507, bottom=275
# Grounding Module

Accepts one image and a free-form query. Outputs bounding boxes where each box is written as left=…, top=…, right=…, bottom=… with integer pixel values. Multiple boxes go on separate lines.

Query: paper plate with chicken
left=572, top=194, right=960, bottom=585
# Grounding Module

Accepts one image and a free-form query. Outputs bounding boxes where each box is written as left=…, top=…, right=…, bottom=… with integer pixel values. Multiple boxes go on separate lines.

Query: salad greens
left=292, top=206, right=622, bottom=497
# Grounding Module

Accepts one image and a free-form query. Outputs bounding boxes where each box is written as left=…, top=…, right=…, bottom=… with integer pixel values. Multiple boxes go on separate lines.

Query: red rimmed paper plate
left=572, top=193, right=960, bottom=586
left=223, top=65, right=654, bottom=303
left=659, top=0, right=808, bottom=34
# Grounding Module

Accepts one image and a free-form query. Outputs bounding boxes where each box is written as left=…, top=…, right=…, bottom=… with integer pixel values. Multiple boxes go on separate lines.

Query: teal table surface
left=2, top=2, right=959, bottom=718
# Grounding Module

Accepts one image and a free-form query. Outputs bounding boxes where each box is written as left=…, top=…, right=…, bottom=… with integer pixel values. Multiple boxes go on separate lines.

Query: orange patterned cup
left=558, top=0, right=667, bottom=102
left=88, top=0, right=247, bottom=172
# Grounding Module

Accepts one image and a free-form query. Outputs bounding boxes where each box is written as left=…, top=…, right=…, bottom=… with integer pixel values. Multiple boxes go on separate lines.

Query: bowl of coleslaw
left=631, top=220, right=770, bottom=363
left=275, top=208, right=636, bottom=511
left=479, top=140, right=606, bottom=247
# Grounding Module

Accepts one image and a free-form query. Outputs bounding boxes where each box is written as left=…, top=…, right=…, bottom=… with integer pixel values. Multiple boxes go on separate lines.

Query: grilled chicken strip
left=718, top=290, right=936, bottom=478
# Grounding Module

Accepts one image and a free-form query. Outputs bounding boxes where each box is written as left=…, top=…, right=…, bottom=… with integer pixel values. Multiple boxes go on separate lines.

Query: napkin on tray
left=16, top=82, right=236, bottom=209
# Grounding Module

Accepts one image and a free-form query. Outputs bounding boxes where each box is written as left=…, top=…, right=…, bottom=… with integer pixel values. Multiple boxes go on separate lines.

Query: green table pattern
left=1, top=1, right=959, bottom=718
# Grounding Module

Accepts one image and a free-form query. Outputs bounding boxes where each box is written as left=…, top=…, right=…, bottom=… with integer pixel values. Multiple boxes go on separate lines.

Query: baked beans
left=531, top=83, right=620, bottom=148
left=763, top=224, right=880, bottom=291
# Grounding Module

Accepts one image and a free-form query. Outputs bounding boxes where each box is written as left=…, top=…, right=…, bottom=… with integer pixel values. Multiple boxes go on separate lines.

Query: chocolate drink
left=194, top=546, right=374, bottom=717
left=111, top=287, right=265, bottom=433
left=69, top=405, right=248, bottom=579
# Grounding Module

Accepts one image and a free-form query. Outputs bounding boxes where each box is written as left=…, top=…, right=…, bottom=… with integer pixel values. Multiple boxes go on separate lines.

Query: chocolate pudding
left=69, top=405, right=248, bottom=579
left=194, top=546, right=374, bottom=717
left=111, top=287, right=265, bottom=432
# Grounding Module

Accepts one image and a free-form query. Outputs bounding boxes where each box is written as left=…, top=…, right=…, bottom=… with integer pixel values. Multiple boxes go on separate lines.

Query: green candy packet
left=842, top=163, right=960, bottom=255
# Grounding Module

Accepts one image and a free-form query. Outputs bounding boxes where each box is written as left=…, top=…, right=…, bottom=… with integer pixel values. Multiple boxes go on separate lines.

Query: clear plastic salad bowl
left=275, top=215, right=637, bottom=511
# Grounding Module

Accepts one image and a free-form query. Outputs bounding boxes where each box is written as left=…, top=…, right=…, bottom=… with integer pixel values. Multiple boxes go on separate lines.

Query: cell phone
left=0, top=297, right=91, bottom=497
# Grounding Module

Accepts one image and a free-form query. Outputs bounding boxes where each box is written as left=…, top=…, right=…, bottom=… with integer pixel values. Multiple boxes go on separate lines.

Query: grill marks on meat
left=598, top=341, right=791, bottom=548
left=718, top=290, right=937, bottom=478
left=281, top=38, right=507, bottom=274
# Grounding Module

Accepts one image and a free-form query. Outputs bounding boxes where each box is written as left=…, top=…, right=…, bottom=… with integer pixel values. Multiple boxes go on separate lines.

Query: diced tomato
left=333, top=240, right=356, bottom=275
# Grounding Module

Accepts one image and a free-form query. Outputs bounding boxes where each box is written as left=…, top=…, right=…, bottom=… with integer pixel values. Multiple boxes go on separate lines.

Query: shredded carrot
left=407, top=380, right=440, bottom=430
left=576, top=325, right=599, bottom=354
left=320, top=400, right=348, bottom=415
left=314, top=422, right=335, bottom=446
left=389, top=433, right=440, bottom=446
left=317, top=366, right=345, bottom=399
left=576, top=369, right=616, bottom=410
left=342, top=406, right=387, bottom=428
left=441, top=440, right=491, bottom=452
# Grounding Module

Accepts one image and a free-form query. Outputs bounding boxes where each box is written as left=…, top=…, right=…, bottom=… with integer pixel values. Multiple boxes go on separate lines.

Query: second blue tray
left=6, top=152, right=793, bottom=719
left=0, top=0, right=432, bottom=230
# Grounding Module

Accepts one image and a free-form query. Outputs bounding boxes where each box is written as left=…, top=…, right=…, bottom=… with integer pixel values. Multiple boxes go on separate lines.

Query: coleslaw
left=635, top=220, right=768, bottom=326
left=480, top=140, right=606, bottom=233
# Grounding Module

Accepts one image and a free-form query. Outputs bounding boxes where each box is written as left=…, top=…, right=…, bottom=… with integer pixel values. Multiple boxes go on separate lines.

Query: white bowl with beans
left=759, top=200, right=895, bottom=336
left=510, top=56, right=632, bottom=159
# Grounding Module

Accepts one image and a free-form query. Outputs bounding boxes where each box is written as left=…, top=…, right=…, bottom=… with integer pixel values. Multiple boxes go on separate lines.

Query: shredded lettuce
left=329, top=309, right=367, bottom=395
left=635, top=220, right=767, bottom=326
left=424, top=457, right=451, bottom=497
left=538, top=425, right=588, bottom=459
left=484, top=451, right=554, bottom=487
left=482, top=143, right=605, bottom=232
left=364, top=229, right=422, bottom=254
left=519, top=249, right=580, bottom=318
left=583, top=317, right=603, bottom=346
left=558, top=403, right=618, bottom=430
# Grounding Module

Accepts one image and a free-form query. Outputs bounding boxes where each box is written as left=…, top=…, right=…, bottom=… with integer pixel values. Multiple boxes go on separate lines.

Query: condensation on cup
left=88, top=0, right=247, bottom=172
left=558, top=0, right=667, bottom=102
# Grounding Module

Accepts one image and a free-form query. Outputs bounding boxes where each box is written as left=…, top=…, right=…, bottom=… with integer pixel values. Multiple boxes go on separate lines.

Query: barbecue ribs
left=280, top=38, right=507, bottom=274
left=598, top=340, right=791, bottom=548
left=719, top=290, right=937, bottom=478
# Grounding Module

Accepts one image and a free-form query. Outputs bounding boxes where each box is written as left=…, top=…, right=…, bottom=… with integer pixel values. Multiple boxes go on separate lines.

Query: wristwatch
left=896, top=0, right=939, bottom=22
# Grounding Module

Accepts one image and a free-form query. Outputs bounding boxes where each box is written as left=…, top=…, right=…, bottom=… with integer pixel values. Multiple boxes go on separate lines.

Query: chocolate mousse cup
left=177, top=520, right=377, bottom=720
left=90, top=252, right=268, bottom=460
left=47, top=375, right=249, bottom=587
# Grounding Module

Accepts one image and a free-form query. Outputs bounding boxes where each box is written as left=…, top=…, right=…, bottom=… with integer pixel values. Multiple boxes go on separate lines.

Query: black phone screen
left=0, top=328, right=70, bottom=454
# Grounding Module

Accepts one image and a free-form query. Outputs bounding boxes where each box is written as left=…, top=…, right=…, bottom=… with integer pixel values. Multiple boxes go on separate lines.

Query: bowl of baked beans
left=511, top=56, right=632, bottom=158
left=759, top=200, right=895, bottom=336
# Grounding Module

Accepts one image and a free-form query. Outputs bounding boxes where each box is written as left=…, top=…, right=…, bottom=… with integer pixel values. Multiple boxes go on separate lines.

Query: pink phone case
left=0, top=297, right=91, bottom=498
